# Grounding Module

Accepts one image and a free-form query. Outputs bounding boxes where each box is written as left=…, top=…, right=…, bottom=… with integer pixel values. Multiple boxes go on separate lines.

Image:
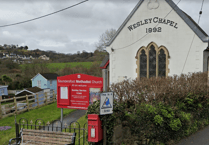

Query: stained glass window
left=140, top=49, right=147, bottom=78
left=158, top=49, right=166, bottom=77
left=149, top=45, right=156, bottom=78
left=138, top=43, right=168, bottom=79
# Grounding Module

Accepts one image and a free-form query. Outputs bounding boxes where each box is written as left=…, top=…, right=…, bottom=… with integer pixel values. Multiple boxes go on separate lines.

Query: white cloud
left=0, top=0, right=208, bottom=54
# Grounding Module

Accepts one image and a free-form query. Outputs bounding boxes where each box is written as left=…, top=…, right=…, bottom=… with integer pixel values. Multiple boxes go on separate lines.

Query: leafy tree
left=15, top=74, right=22, bottom=81
left=2, top=75, right=12, bottom=85
left=24, top=46, right=28, bottom=50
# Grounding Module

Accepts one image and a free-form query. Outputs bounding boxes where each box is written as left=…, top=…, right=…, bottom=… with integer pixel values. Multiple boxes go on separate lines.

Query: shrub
left=87, top=72, right=209, bottom=144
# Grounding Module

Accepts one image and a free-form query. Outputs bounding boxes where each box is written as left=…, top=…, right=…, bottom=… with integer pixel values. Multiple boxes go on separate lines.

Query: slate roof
left=26, top=87, right=43, bottom=93
left=100, top=55, right=109, bottom=68
left=106, top=0, right=208, bottom=47
left=40, top=73, right=59, bottom=80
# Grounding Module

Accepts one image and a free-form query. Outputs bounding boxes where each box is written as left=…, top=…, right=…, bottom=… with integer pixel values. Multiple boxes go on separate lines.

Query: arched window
left=140, top=49, right=147, bottom=78
left=149, top=45, right=156, bottom=78
left=136, top=42, right=169, bottom=79
left=158, top=49, right=166, bottom=77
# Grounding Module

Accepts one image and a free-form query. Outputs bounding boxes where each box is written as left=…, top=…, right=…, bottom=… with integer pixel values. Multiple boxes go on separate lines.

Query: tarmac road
left=176, top=125, right=209, bottom=145
left=45, top=109, right=87, bottom=131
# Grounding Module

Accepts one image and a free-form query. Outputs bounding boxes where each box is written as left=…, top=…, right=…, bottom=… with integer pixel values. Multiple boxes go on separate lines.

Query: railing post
left=15, top=115, right=19, bottom=144
left=45, top=92, right=48, bottom=105
left=0, top=96, right=2, bottom=119
left=14, top=97, right=17, bottom=114
left=26, top=95, right=30, bottom=111
left=36, top=93, right=39, bottom=108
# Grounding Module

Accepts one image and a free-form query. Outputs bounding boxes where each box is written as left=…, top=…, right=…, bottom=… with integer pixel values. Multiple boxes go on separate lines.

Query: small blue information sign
left=100, top=92, right=113, bottom=115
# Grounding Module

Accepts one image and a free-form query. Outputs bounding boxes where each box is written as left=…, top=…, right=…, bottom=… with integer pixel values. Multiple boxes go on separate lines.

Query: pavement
left=176, top=125, right=209, bottom=145
left=45, top=109, right=87, bottom=131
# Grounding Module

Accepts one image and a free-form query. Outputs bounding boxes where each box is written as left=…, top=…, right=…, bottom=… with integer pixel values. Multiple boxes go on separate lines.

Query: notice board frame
left=57, top=74, right=103, bottom=110
left=57, top=85, right=71, bottom=106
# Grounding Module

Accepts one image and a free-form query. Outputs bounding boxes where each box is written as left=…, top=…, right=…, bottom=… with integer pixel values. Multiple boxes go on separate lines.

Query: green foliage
left=176, top=102, right=186, bottom=110
left=169, top=118, right=182, bottom=131
left=185, top=98, right=193, bottom=105
left=146, top=104, right=157, bottom=114
left=99, top=72, right=209, bottom=144
left=154, top=115, right=163, bottom=126
left=1, top=75, right=12, bottom=85
left=179, top=111, right=192, bottom=121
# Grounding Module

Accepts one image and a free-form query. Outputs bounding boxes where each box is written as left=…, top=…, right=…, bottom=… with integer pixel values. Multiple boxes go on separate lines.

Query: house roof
left=100, top=55, right=109, bottom=69
left=15, top=87, right=43, bottom=96
left=26, top=87, right=43, bottom=93
left=106, top=0, right=208, bottom=47
left=31, top=73, right=59, bottom=80
left=0, top=85, right=8, bottom=89
left=40, top=73, right=59, bottom=80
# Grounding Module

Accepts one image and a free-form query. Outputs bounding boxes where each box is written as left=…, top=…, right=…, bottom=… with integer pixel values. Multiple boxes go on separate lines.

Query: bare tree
left=95, top=28, right=116, bottom=51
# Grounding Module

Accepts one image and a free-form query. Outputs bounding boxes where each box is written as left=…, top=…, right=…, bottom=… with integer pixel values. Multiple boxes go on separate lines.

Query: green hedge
left=87, top=72, right=209, bottom=145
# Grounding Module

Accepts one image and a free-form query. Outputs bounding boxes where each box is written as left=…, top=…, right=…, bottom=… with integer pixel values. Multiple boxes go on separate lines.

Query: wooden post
left=45, top=92, right=48, bottom=105
left=0, top=96, right=2, bottom=119
left=14, top=97, right=17, bottom=113
left=26, top=95, right=30, bottom=111
left=53, top=90, right=56, bottom=102
left=36, top=93, right=39, bottom=108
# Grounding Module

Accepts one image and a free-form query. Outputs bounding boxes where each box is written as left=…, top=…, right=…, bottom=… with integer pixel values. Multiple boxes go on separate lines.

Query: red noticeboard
left=57, top=74, right=103, bottom=110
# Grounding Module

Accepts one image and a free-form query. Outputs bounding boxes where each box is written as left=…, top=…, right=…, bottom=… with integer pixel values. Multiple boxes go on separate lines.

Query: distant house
left=15, top=86, right=45, bottom=107
left=0, top=85, right=8, bottom=96
left=31, top=73, right=59, bottom=92
left=9, top=53, right=17, bottom=58
left=39, top=55, right=49, bottom=60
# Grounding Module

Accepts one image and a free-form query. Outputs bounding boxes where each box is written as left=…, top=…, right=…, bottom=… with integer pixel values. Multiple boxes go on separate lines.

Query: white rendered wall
left=106, top=0, right=208, bottom=84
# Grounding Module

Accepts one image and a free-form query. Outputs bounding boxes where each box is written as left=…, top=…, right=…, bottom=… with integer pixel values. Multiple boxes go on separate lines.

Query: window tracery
left=136, top=42, right=169, bottom=79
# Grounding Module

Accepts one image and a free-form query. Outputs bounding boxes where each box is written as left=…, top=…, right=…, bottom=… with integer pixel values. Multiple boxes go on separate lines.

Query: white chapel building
left=100, top=0, right=209, bottom=85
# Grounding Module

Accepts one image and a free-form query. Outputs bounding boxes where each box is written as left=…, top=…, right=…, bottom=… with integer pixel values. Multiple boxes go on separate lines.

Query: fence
left=11, top=117, right=88, bottom=145
left=0, top=90, right=57, bottom=119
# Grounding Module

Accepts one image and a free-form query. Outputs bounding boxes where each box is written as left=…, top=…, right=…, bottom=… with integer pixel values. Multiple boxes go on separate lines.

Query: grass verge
left=0, top=102, right=75, bottom=145
left=74, top=115, right=88, bottom=145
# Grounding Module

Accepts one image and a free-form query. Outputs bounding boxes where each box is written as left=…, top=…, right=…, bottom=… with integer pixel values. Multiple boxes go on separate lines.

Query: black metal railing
left=13, top=117, right=88, bottom=145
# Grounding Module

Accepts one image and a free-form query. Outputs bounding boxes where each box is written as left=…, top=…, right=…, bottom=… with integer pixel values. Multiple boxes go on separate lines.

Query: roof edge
left=106, top=0, right=144, bottom=47
left=0, top=85, right=8, bottom=88
left=15, top=89, right=34, bottom=96
left=31, top=73, right=47, bottom=81
left=166, top=0, right=208, bottom=42
left=106, top=0, right=208, bottom=47
left=100, top=60, right=109, bottom=69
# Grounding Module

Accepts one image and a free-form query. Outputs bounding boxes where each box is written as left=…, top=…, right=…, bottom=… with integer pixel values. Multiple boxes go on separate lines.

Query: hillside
left=0, top=44, right=108, bottom=63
